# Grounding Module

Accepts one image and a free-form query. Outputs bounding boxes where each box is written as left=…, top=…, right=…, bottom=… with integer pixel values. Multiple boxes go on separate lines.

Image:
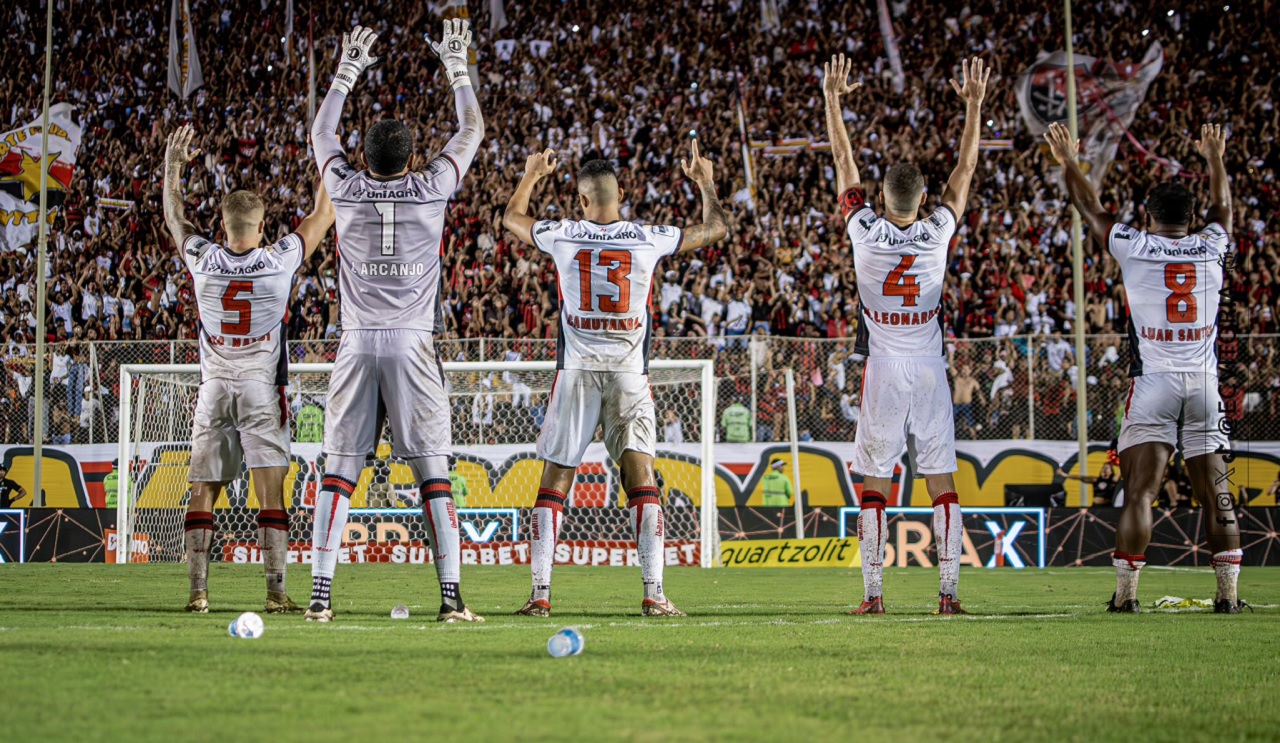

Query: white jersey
left=183, top=233, right=304, bottom=385
left=532, top=219, right=683, bottom=373
left=843, top=188, right=955, bottom=357
left=1108, top=222, right=1229, bottom=376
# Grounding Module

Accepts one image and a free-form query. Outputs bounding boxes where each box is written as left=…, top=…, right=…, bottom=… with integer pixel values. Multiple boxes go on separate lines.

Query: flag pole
left=32, top=0, right=56, bottom=507
left=1064, top=0, right=1090, bottom=506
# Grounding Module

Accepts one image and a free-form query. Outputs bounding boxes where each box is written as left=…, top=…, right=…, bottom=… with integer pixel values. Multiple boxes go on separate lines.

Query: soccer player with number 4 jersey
left=822, top=54, right=989, bottom=616
left=1045, top=122, right=1245, bottom=614
left=307, top=21, right=485, bottom=623
left=162, top=124, right=335, bottom=615
left=502, top=141, right=728, bottom=617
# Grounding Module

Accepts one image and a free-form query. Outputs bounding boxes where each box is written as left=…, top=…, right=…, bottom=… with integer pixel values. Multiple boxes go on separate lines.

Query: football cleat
left=439, top=604, right=485, bottom=623
left=185, top=591, right=209, bottom=614
left=264, top=593, right=303, bottom=614
left=515, top=599, right=551, bottom=617
left=304, top=602, right=334, bottom=622
left=933, top=594, right=968, bottom=615
left=1105, top=593, right=1141, bottom=613
left=642, top=597, right=686, bottom=617
left=850, top=597, right=885, bottom=615
left=1213, top=598, right=1252, bottom=614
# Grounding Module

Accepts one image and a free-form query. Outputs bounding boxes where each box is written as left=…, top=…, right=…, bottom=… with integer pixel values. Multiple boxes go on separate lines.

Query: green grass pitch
left=2, top=564, right=1278, bottom=742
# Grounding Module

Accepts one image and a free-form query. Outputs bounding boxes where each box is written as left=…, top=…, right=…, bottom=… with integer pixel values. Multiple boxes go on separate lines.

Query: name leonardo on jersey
left=565, top=312, right=644, bottom=332
left=865, top=306, right=941, bottom=327
left=357, top=262, right=427, bottom=276
left=1140, top=323, right=1216, bottom=342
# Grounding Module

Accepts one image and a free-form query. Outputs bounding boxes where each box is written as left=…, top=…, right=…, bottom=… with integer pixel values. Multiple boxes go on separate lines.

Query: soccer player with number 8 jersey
left=502, top=141, right=728, bottom=617
left=1045, top=121, right=1245, bottom=614
left=822, top=54, right=990, bottom=615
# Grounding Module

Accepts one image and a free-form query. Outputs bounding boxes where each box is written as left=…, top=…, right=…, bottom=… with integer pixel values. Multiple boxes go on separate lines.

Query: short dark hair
left=364, top=119, right=413, bottom=176
left=883, top=162, right=925, bottom=214
left=578, top=159, right=617, bottom=185
left=1146, top=182, right=1194, bottom=226
left=221, top=190, right=265, bottom=237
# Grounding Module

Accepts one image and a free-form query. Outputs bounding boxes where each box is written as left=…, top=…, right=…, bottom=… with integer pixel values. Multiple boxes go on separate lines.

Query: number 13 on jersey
left=574, top=249, right=633, bottom=313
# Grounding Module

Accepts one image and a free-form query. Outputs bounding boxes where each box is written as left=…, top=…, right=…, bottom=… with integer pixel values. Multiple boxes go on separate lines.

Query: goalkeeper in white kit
left=307, top=21, right=485, bottom=622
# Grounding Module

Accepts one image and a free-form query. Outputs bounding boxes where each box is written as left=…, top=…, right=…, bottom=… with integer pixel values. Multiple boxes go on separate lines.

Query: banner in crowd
left=1016, top=42, right=1163, bottom=186
left=167, top=0, right=204, bottom=99
left=4, top=440, right=1280, bottom=510
left=0, top=103, right=82, bottom=252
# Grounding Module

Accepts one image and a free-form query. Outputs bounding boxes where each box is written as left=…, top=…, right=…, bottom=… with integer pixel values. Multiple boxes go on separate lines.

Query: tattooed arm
left=162, top=124, right=201, bottom=250
left=679, top=139, right=729, bottom=253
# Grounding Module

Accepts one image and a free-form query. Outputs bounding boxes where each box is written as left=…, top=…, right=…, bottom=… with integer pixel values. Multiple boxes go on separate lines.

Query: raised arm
left=502, top=149, right=557, bottom=245
left=1195, top=123, right=1232, bottom=233
left=311, top=25, right=379, bottom=171
left=821, top=54, right=863, bottom=196
left=162, top=125, right=201, bottom=249
left=678, top=139, right=728, bottom=253
left=296, top=175, right=336, bottom=261
left=1044, top=122, right=1115, bottom=247
left=428, top=20, right=485, bottom=182
left=940, top=57, right=990, bottom=218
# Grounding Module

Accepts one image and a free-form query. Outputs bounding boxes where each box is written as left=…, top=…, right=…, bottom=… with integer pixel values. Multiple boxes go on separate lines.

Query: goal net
left=115, top=360, right=718, bottom=569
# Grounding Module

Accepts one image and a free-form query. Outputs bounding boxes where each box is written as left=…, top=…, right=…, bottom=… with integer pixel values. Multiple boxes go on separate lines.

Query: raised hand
left=331, top=25, right=379, bottom=95
left=823, top=54, right=861, bottom=99
left=164, top=125, right=201, bottom=169
left=681, top=139, right=714, bottom=185
left=1043, top=122, right=1078, bottom=165
left=524, top=149, right=558, bottom=180
left=949, top=57, right=991, bottom=107
left=1195, top=123, right=1227, bottom=160
left=428, top=19, right=473, bottom=89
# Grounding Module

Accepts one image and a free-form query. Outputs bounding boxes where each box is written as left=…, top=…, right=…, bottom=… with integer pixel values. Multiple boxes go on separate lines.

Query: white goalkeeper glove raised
left=428, top=18, right=473, bottom=90
left=331, top=25, right=379, bottom=96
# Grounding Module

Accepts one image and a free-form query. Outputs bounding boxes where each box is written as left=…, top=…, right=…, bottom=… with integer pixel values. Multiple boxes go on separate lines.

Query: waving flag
left=168, top=0, right=204, bottom=99
left=0, top=103, right=82, bottom=252
left=1017, top=42, right=1163, bottom=186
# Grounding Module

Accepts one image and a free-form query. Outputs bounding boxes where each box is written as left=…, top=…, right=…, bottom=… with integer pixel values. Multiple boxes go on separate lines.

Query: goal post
left=116, top=360, right=718, bottom=567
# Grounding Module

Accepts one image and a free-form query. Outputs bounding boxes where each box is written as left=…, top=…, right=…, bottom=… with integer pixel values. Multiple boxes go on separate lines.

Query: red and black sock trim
left=321, top=475, right=357, bottom=497
left=626, top=485, right=662, bottom=508
left=535, top=487, right=566, bottom=511
left=184, top=510, right=214, bottom=532
left=256, top=509, right=289, bottom=531
left=860, top=491, right=887, bottom=509
left=1112, top=551, right=1146, bottom=569
left=932, top=492, right=959, bottom=507
left=420, top=478, right=453, bottom=502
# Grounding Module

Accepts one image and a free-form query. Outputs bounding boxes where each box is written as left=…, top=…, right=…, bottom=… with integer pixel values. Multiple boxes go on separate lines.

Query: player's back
left=532, top=219, right=683, bottom=373
left=846, top=196, right=955, bottom=358
left=184, top=233, right=303, bottom=385
left=1108, top=222, right=1229, bottom=376
left=324, top=164, right=453, bottom=331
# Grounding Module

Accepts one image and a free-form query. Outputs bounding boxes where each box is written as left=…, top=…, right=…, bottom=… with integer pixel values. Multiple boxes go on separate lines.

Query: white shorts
left=189, top=378, right=290, bottom=483
left=536, top=369, right=655, bottom=467
left=323, top=329, right=451, bottom=459
left=1118, top=372, right=1228, bottom=458
left=851, top=357, right=956, bottom=478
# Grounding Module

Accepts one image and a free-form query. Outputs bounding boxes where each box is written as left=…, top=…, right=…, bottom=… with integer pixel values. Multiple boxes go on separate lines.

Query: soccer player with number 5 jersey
left=1045, top=122, right=1246, bottom=614
left=502, top=141, right=728, bottom=617
left=823, top=54, right=990, bottom=615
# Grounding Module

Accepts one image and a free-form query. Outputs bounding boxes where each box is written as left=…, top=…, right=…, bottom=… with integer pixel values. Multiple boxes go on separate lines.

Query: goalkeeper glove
left=428, top=18, right=473, bottom=90
left=331, top=25, right=379, bottom=96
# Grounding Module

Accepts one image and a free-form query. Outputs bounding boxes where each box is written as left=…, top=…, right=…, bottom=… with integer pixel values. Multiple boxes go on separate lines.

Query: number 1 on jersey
left=574, top=249, right=633, bottom=313
left=883, top=256, right=921, bottom=307
left=374, top=202, right=396, bottom=256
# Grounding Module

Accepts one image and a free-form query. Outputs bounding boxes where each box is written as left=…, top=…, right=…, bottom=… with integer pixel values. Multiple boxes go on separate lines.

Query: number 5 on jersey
left=575, top=249, right=632, bottom=313
left=883, top=256, right=921, bottom=307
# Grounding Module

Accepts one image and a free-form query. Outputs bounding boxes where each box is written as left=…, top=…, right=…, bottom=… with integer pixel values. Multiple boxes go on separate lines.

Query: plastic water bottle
left=547, top=628, right=584, bottom=658
left=390, top=605, right=410, bottom=619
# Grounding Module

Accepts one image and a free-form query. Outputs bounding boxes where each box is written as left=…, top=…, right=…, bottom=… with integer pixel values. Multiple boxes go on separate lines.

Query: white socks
left=310, top=473, right=355, bottom=607
left=530, top=487, right=566, bottom=603
left=627, top=486, right=665, bottom=601
left=1211, top=549, right=1242, bottom=603
left=183, top=510, right=214, bottom=593
left=858, top=493, right=888, bottom=601
left=933, top=492, right=962, bottom=599
left=1112, top=551, right=1146, bottom=604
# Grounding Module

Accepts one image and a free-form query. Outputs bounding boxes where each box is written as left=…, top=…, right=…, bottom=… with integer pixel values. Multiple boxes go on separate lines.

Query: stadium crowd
left=1, top=0, right=1279, bottom=445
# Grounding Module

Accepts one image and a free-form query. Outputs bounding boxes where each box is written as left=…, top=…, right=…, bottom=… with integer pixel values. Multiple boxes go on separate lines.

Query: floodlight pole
left=32, top=0, right=56, bottom=507
left=1064, top=0, right=1090, bottom=506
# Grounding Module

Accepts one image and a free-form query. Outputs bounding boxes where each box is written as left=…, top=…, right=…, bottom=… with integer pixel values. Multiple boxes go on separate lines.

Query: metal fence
left=2, top=334, right=1275, bottom=448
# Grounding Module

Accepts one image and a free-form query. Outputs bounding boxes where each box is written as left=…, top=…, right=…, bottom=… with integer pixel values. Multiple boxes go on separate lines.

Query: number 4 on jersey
left=883, top=256, right=921, bottom=307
